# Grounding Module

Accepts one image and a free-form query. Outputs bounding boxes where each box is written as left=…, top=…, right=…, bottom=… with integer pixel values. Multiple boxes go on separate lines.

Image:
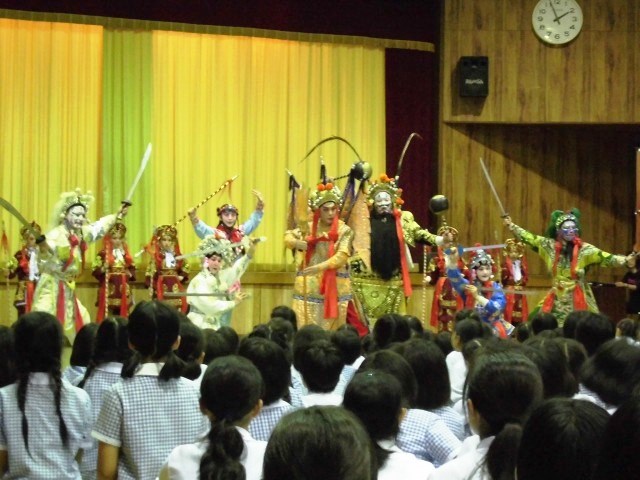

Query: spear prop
left=173, top=175, right=238, bottom=227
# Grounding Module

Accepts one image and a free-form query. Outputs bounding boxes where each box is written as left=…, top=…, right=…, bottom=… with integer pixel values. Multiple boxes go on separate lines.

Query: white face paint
left=65, top=205, right=87, bottom=231
left=475, top=264, right=492, bottom=282
left=374, top=192, right=392, bottom=215
left=205, top=255, right=223, bottom=274
left=319, top=202, right=338, bottom=226
left=559, top=220, right=578, bottom=242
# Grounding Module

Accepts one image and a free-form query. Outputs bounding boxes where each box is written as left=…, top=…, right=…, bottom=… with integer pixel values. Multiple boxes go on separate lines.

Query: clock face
left=532, top=0, right=583, bottom=45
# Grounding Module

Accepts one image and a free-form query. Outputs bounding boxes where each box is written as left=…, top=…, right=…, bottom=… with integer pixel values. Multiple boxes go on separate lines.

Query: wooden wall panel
left=442, top=0, right=640, bottom=123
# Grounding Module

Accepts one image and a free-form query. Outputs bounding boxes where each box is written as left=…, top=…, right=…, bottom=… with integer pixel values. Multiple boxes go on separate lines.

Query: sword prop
left=479, top=157, right=509, bottom=218
left=463, top=243, right=506, bottom=252
left=164, top=292, right=231, bottom=298
left=173, top=175, right=239, bottom=227
left=122, top=143, right=152, bottom=206
left=0, top=198, right=52, bottom=254
left=479, top=287, right=541, bottom=296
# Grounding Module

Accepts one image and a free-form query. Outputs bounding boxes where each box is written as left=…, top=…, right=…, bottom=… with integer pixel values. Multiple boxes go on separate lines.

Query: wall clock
left=532, top=0, right=583, bottom=45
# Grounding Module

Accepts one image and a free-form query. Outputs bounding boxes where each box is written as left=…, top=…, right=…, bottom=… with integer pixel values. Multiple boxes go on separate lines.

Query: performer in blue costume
left=445, top=245, right=513, bottom=338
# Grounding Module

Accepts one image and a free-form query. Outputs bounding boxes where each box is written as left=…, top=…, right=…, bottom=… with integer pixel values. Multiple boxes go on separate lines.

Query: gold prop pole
left=172, top=175, right=238, bottom=227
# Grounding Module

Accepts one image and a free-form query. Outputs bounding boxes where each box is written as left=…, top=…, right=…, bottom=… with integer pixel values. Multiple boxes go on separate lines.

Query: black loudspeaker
left=458, top=56, right=489, bottom=97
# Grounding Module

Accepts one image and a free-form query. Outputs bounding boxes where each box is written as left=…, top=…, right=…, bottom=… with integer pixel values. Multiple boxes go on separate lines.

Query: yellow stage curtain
left=0, top=18, right=103, bottom=242
left=151, top=31, right=386, bottom=270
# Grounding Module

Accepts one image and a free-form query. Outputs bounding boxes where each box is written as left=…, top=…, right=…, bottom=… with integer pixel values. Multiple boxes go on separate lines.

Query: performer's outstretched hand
left=503, top=215, right=513, bottom=228
left=188, top=207, right=199, bottom=226
left=234, top=291, right=250, bottom=305
left=253, top=190, right=265, bottom=211
left=117, top=204, right=130, bottom=219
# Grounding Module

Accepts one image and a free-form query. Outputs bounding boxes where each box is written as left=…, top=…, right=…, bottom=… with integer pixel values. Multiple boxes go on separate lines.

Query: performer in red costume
left=6, top=221, right=42, bottom=316
left=92, top=222, right=136, bottom=321
left=501, top=238, right=529, bottom=326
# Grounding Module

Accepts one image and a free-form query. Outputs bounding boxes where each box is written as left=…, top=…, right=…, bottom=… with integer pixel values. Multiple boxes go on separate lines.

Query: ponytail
left=485, top=422, right=522, bottom=480
left=199, top=419, right=245, bottom=480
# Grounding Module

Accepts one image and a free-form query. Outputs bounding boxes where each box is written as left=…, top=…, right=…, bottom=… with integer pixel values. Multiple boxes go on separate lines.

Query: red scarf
left=542, top=237, right=587, bottom=313
left=305, top=212, right=340, bottom=319
left=393, top=210, right=412, bottom=297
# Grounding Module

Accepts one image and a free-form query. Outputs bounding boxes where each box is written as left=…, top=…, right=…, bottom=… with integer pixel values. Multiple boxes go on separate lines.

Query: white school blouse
left=159, top=426, right=266, bottom=480
left=377, top=439, right=434, bottom=480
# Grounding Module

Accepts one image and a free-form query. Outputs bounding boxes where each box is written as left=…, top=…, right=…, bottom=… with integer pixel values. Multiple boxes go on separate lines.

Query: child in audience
left=0, top=326, right=16, bottom=388
left=448, top=317, right=490, bottom=405
left=297, top=339, right=344, bottom=406
left=160, top=355, right=266, bottom=480
left=239, top=337, right=293, bottom=441
left=290, top=325, right=329, bottom=406
left=92, top=301, right=208, bottom=480
left=394, top=338, right=465, bottom=440
left=0, top=312, right=92, bottom=479
left=77, top=316, right=130, bottom=480
left=331, top=326, right=364, bottom=394
left=63, top=323, right=99, bottom=385
left=359, top=350, right=461, bottom=467
left=175, top=317, right=206, bottom=387
left=343, top=371, right=435, bottom=479
left=202, top=328, right=236, bottom=364
left=430, top=349, right=543, bottom=480
left=262, top=406, right=375, bottom=480
left=516, top=398, right=609, bottom=480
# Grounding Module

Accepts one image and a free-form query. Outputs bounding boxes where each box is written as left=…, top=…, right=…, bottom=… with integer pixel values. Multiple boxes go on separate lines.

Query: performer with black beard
left=504, top=208, right=633, bottom=325
left=349, top=174, right=450, bottom=327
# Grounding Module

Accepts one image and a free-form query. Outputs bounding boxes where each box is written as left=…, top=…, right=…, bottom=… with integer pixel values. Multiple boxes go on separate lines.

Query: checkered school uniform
left=92, top=363, right=208, bottom=480
left=78, top=362, right=123, bottom=480
left=0, top=373, right=92, bottom=479
left=430, top=405, right=466, bottom=441
left=398, top=408, right=462, bottom=467
left=248, top=399, right=294, bottom=442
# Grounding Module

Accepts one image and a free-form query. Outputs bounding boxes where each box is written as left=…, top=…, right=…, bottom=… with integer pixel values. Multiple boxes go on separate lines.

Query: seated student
left=516, top=398, right=609, bottom=480
left=447, top=316, right=491, bottom=405
left=77, top=316, right=131, bottom=480
left=297, top=339, right=344, bottom=407
left=202, top=328, right=236, bottom=365
left=331, top=326, right=364, bottom=394
left=159, top=356, right=266, bottom=480
left=0, top=312, right=92, bottom=479
left=579, top=337, right=640, bottom=413
left=615, top=317, right=640, bottom=344
left=371, top=314, right=412, bottom=351
left=592, top=396, right=640, bottom=480
left=217, top=326, right=240, bottom=354
left=289, top=325, right=330, bottom=407
left=393, top=338, right=466, bottom=440
left=238, top=337, right=294, bottom=441
left=175, top=316, right=207, bottom=388
left=270, top=305, right=298, bottom=332
left=0, top=326, right=16, bottom=388
left=529, top=312, right=558, bottom=336
left=522, top=337, right=577, bottom=399
left=405, top=315, right=426, bottom=339
left=63, top=323, right=99, bottom=385
left=435, top=331, right=454, bottom=357
left=359, top=350, right=461, bottom=467
left=262, top=406, right=375, bottom=480
left=574, top=311, right=614, bottom=356
left=343, top=371, right=435, bottom=480
left=430, top=349, right=543, bottom=480
left=93, top=301, right=208, bottom=480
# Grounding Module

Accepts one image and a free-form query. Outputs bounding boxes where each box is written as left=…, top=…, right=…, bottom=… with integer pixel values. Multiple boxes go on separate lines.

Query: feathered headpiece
left=469, top=247, right=494, bottom=270
left=51, top=188, right=94, bottom=227
left=366, top=174, right=404, bottom=209
left=544, top=208, right=581, bottom=239
left=20, top=221, right=42, bottom=240
left=197, top=234, right=235, bottom=265
left=309, top=182, right=342, bottom=210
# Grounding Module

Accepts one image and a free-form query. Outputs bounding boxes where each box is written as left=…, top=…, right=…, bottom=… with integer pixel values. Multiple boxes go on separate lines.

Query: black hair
left=343, top=371, right=403, bottom=470
left=359, top=350, right=417, bottom=407
left=0, top=325, right=16, bottom=388
left=553, top=337, right=587, bottom=384
left=248, top=323, right=271, bottom=339
left=530, top=312, right=558, bottom=335
left=216, top=326, right=239, bottom=354
left=199, top=355, right=264, bottom=480
left=465, top=349, right=543, bottom=480
left=331, top=328, right=362, bottom=365
left=454, top=318, right=490, bottom=346
left=238, top=337, right=291, bottom=405
left=372, top=314, right=411, bottom=350
left=574, top=311, right=614, bottom=356
left=522, top=337, right=577, bottom=398
left=514, top=322, right=532, bottom=343
left=580, top=338, right=640, bottom=407
left=297, top=339, right=343, bottom=393
left=616, top=317, right=639, bottom=339
left=404, top=315, right=425, bottom=337
left=270, top=305, right=298, bottom=331
left=434, top=331, right=453, bottom=356
left=69, top=322, right=99, bottom=366
left=562, top=309, right=590, bottom=339
left=263, top=406, right=375, bottom=480
left=292, top=324, right=329, bottom=371
left=176, top=317, right=205, bottom=380
left=78, top=316, right=131, bottom=388
left=397, top=338, right=451, bottom=409
left=14, top=311, right=68, bottom=452
left=203, top=328, right=236, bottom=364
left=122, top=301, right=186, bottom=381
left=454, top=308, right=481, bottom=324
left=268, top=317, right=295, bottom=360
left=517, top=398, right=609, bottom=480
left=592, top=396, right=640, bottom=480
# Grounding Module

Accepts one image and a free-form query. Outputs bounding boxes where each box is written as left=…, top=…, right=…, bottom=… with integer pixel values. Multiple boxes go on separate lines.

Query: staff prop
left=173, top=175, right=238, bottom=227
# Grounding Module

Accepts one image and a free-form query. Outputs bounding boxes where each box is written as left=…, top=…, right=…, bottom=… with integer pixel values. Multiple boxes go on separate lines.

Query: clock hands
left=555, top=9, right=574, bottom=22
left=549, top=1, right=561, bottom=24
